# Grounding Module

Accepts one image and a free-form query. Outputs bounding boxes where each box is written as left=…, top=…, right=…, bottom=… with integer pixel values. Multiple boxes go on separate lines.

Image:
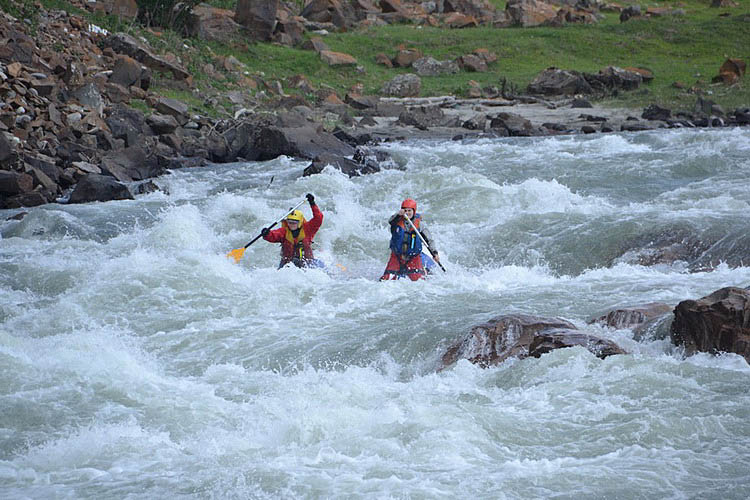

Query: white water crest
left=2, top=128, right=750, bottom=498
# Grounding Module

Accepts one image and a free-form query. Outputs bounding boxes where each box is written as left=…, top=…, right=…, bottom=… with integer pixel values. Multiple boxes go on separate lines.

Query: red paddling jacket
left=263, top=204, right=323, bottom=268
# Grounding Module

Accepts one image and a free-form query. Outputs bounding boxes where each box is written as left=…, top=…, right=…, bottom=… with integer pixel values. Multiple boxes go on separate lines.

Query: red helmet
left=401, top=198, right=417, bottom=211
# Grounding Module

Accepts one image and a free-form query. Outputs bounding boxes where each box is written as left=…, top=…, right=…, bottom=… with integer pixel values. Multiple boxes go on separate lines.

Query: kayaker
left=380, top=198, right=440, bottom=281
left=261, top=193, right=324, bottom=269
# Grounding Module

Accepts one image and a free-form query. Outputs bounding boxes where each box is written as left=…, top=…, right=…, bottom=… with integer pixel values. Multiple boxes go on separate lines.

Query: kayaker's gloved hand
left=261, top=227, right=270, bottom=237
left=306, top=193, right=315, bottom=206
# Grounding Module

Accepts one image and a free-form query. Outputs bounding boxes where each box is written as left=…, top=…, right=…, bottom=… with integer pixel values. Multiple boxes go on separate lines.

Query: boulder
left=590, top=303, right=673, bottom=341
left=505, top=0, right=559, bottom=27
left=301, top=0, right=358, bottom=29
left=528, top=67, right=593, bottom=96
left=587, top=66, right=643, bottom=92
left=0, top=170, right=33, bottom=196
left=68, top=173, right=134, bottom=203
left=146, top=113, right=180, bottom=135
left=154, top=97, right=189, bottom=125
left=109, top=55, right=146, bottom=88
left=412, top=57, right=460, bottom=76
left=303, top=152, right=379, bottom=177
left=254, top=125, right=356, bottom=161
left=0, top=133, right=16, bottom=165
left=103, top=33, right=192, bottom=83
left=457, top=54, right=488, bottom=72
left=713, top=58, right=746, bottom=85
left=381, top=74, right=421, bottom=97
left=489, top=112, right=534, bottom=136
left=185, top=3, right=244, bottom=43
left=105, top=103, right=151, bottom=147
left=393, top=49, right=423, bottom=68
left=235, top=0, right=279, bottom=41
left=320, top=50, right=358, bottom=66
left=642, top=104, right=671, bottom=121
left=441, top=313, right=628, bottom=370
left=529, top=329, right=627, bottom=359
left=397, top=105, right=446, bottom=129
left=443, top=0, right=497, bottom=24
left=671, top=287, right=750, bottom=362
left=100, top=146, right=164, bottom=182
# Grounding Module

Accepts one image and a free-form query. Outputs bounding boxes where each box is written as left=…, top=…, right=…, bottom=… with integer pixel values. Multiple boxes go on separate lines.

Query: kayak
left=380, top=252, right=436, bottom=281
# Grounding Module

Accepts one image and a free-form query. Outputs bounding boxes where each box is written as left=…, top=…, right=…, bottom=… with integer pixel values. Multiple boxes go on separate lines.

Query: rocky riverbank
left=1, top=4, right=748, bottom=210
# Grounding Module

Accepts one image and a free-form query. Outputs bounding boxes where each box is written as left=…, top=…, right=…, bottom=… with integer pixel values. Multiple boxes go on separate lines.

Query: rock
left=620, top=5, right=641, bottom=22
left=412, top=57, right=459, bottom=76
left=345, top=94, right=379, bottom=110
left=590, top=303, right=674, bottom=341
left=443, top=0, right=497, bottom=24
left=457, top=53, right=488, bottom=72
left=2, top=191, right=48, bottom=208
left=489, top=112, right=534, bottom=136
left=588, top=66, right=643, bottom=92
left=71, top=83, right=104, bottom=116
left=381, top=74, right=421, bottom=97
left=254, top=125, right=356, bottom=161
left=109, top=55, right=145, bottom=88
left=68, top=173, right=134, bottom=203
left=106, top=103, right=151, bottom=147
left=713, top=58, right=746, bottom=85
left=571, top=98, right=593, bottom=108
left=146, top=113, right=180, bottom=135
left=642, top=104, right=671, bottom=121
left=185, top=3, right=243, bottom=43
left=100, top=146, right=164, bottom=181
left=505, top=0, right=559, bottom=27
left=671, top=287, right=750, bottom=362
left=0, top=133, right=16, bottom=165
left=528, top=329, right=627, bottom=359
left=301, top=37, right=330, bottom=53
left=103, top=33, right=191, bottom=83
left=154, top=97, right=189, bottom=125
left=397, top=105, right=445, bottom=129
left=462, top=113, right=486, bottom=130
left=441, top=314, right=578, bottom=368
left=393, top=48, right=423, bottom=68
left=303, top=152, right=379, bottom=177
left=320, top=50, right=358, bottom=66
left=528, top=67, right=593, bottom=96
left=0, top=170, right=33, bottom=196
left=235, top=0, right=279, bottom=40
left=301, top=0, right=358, bottom=29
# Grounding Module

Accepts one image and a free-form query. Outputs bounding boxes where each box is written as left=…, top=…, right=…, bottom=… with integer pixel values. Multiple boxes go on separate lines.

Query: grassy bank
left=26, top=1, right=750, bottom=114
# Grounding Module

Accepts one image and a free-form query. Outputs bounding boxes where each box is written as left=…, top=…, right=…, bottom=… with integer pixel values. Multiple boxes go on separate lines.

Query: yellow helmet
left=285, top=210, right=305, bottom=223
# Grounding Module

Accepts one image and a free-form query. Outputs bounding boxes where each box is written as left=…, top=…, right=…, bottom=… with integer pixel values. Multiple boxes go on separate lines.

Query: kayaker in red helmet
left=261, top=193, right=324, bottom=269
left=380, top=198, right=441, bottom=281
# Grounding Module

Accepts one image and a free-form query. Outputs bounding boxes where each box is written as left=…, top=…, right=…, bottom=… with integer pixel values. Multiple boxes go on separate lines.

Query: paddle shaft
left=243, top=199, right=306, bottom=249
left=402, top=214, right=446, bottom=273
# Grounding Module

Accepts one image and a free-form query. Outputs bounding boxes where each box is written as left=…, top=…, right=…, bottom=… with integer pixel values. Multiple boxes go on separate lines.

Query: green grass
left=17, top=0, right=750, bottom=115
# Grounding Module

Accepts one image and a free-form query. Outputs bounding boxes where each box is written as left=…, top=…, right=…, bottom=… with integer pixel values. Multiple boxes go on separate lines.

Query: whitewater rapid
left=1, top=127, right=750, bottom=498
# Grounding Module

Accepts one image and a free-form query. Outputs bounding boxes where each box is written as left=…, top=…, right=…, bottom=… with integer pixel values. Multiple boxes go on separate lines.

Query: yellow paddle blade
left=335, top=263, right=347, bottom=272
left=226, top=247, right=246, bottom=263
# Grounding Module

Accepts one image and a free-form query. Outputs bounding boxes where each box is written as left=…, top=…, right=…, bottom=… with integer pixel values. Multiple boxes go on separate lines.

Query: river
left=2, top=127, right=750, bottom=498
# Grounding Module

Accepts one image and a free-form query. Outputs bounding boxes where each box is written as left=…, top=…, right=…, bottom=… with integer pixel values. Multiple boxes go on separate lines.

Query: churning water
left=2, top=128, right=750, bottom=499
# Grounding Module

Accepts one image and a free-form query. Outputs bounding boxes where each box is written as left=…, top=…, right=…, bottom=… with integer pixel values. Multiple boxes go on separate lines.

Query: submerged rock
left=590, top=303, right=673, bottom=341
left=441, top=313, right=625, bottom=370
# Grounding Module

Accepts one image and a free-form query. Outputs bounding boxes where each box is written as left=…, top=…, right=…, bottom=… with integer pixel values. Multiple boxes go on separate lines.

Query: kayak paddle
left=227, top=199, right=306, bottom=263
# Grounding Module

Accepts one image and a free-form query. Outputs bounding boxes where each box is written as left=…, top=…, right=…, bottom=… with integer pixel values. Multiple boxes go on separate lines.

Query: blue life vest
left=390, top=214, right=423, bottom=257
